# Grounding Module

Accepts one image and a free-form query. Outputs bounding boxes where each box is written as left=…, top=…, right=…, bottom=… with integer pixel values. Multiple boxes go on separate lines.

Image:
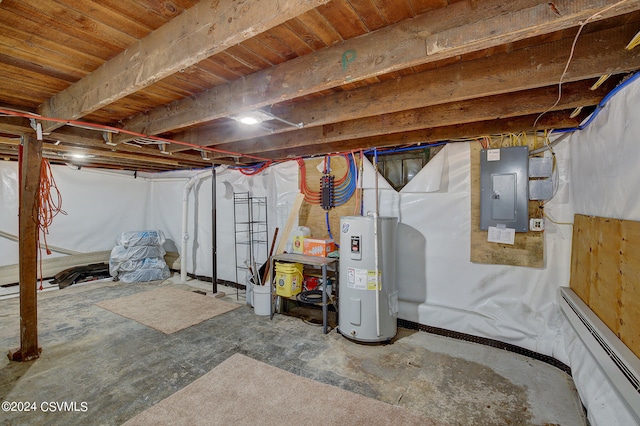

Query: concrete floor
left=0, top=275, right=586, bottom=425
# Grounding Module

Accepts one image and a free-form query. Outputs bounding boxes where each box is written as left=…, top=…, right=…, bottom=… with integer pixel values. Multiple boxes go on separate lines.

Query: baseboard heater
left=560, top=287, right=640, bottom=422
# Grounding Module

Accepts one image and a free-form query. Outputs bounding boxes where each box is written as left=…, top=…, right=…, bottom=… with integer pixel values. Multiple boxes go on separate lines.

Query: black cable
left=296, top=289, right=323, bottom=304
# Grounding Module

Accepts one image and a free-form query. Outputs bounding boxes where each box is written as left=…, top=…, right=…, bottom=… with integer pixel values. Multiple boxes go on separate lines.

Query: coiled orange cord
left=37, top=159, right=66, bottom=289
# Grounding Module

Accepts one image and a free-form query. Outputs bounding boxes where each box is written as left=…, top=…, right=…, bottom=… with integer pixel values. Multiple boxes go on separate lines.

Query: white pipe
left=180, top=169, right=213, bottom=283
left=373, top=151, right=381, bottom=337
left=63, top=163, right=139, bottom=179
left=63, top=162, right=223, bottom=182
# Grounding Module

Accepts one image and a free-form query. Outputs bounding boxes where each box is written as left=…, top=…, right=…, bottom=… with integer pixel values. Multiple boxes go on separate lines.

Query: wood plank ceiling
left=0, top=0, right=639, bottom=172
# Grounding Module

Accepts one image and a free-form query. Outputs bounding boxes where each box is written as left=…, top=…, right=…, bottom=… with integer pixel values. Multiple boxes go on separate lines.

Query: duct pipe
left=181, top=169, right=212, bottom=283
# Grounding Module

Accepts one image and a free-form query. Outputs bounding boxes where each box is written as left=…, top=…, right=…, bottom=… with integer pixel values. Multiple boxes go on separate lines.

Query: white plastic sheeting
left=0, top=162, right=19, bottom=265
left=562, top=75, right=640, bottom=426
left=0, top=161, right=299, bottom=288
left=562, top=321, right=637, bottom=426
left=569, top=79, right=640, bottom=220
left=0, top=164, right=148, bottom=266
left=145, top=161, right=299, bottom=283
left=359, top=143, right=572, bottom=362
left=0, top=139, right=572, bottom=361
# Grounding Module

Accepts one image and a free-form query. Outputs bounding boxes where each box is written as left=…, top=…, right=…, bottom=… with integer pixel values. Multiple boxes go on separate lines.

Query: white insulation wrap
left=0, top=165, right=148, bottom=266
left=0, top=162, right=19, bottom=265
left=0, top=162, right=299, bottom=286
left=360, top=144, right=572, bottom=361
left=563, top=74, right=640, bottom=426
left=143, top=161, right=299, bottom=282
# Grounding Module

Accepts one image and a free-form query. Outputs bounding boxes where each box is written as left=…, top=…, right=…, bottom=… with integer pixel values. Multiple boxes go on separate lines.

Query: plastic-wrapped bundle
left=109, top=245, right=166, bottom=264
left=109, top=229, right=170, bottom=283
left=109, top=256, right=168, bottom=277
left=118, top=264, right=171, bottom=283
left=116, top=230, right=166, bottom=248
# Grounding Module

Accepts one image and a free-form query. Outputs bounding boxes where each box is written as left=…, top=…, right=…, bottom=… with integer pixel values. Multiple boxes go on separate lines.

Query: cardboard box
left=303, top=238, right=336, bottom=257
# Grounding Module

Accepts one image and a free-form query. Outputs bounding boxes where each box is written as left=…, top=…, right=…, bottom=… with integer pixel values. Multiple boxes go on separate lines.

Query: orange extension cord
left=37, top=159, right=66, bottom=289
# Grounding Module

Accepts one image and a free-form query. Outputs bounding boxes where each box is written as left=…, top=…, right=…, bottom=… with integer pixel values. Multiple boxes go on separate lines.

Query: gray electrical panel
left=480, top=146, right=529, bottom=232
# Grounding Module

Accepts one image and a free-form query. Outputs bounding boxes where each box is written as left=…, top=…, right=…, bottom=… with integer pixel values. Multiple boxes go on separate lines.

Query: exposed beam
left=9, top=133, right=42, bottom=362
left=114, top=0, right=640, bottom=143
left=0, top=117, right=227, bottom=167
left=423, top=0, right=640, bottom=57
left=38, top=0, right=330, bottom=133
left=174, top=23, right=639, bottom=154
left=264, top=24, right=640, bottom=132
left=258, top=112, right=582, bottom=160
left=207, top=79, right=611, bottom=157
left=0, top=135, right=21, bottom=145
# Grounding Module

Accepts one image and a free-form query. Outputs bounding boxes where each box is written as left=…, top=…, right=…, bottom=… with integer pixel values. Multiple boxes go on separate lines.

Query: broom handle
left=261, top=228, right=279, bottom=285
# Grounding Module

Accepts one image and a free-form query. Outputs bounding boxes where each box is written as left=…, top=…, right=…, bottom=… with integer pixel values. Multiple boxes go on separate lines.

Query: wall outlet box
left=529, top=218, right=545, bottom=231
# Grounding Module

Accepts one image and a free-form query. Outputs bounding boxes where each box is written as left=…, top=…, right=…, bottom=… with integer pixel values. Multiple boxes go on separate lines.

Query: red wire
left=0, top=108, right=272, bottom=163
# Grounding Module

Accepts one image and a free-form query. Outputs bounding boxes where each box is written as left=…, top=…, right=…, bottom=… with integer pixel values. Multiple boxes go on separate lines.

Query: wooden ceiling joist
left=207, top=79, right=614, bottom=158
left=1, top=1, right=640, bottom=171
left=113, top=0, right=640, bottom=144
left=38, top=0, right=331, bottom=133
left=171, top=24, right=638, bottom=156
left=257, top=112, right=583, bottom=160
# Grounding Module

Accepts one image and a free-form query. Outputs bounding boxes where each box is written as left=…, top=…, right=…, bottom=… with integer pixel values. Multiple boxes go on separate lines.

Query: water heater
left=339, top=215, right=398, bottom=342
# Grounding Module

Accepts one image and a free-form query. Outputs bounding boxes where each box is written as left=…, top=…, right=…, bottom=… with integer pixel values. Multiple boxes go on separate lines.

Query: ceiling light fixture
left=239, top=116, right=261, bottom=125
left=63, top=152, right=94, bottom=160
left=231, top=109, right=303, bottom=129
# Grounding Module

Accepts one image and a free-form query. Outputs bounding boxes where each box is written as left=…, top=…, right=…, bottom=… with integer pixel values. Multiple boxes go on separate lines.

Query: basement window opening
left=368, top=146, right=442, bottom=191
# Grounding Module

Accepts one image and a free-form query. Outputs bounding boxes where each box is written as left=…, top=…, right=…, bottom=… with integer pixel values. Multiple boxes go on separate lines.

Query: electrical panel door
left=480, top=146, right=529, bottom=232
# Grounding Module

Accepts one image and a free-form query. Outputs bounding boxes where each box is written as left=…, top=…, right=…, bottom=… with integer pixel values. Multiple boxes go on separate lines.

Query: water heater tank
left=338, top=215, right=398, bottom=342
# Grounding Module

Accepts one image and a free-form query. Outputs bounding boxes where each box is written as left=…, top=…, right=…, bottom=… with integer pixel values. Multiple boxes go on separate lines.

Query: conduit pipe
left=181, top=168, right=213, bottom=283
left=211, top=167, right=217, bottom=294
left=373, top=148, right=381, bottom=338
